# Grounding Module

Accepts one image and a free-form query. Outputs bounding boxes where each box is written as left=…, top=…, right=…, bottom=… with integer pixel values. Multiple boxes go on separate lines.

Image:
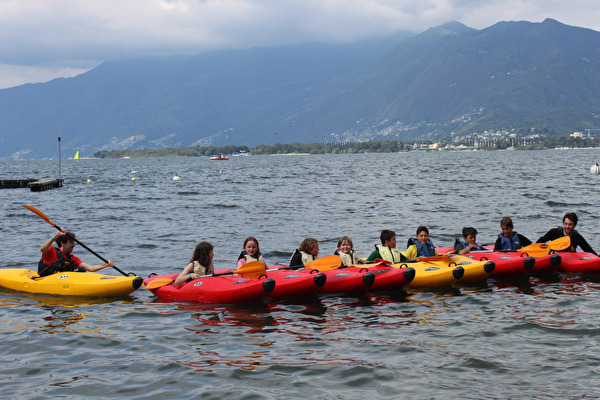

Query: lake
left=1, top=149, right=600, bottom=399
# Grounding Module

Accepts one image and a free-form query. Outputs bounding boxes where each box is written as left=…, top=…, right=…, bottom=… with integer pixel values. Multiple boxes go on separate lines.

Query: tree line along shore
left=92, top=136, right=600, bottom=158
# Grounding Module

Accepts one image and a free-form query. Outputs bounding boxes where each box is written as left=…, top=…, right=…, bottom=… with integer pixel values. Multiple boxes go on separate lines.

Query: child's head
left=337, top=236, right=353, bottom=254
left=462, top=227, right=478, bottom=243
left=416, top=226, right=430, bottom=243
left=243, top=236, right=261, bottom=257
left=191, top=242, right=214, bottom=266
left=500, top=217, right=513, bottom=237
left=380, top=229, right=397, bottom=248
left=299, top=237, right=319, bottom=256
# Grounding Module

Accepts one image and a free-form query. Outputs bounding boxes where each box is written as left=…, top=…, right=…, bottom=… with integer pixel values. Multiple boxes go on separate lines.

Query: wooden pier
left=0, top=178, right=63, bottom=191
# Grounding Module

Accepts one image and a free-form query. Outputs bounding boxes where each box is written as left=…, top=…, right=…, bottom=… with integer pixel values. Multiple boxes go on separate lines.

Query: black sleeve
left=537, top=228, right=560, bottom=243
left=518, top=234, right=532, bottom=247
left=493, top=237, right=502, bottom=251
left=289, top=250, right=303, bottom=267
left=573, top=232, right=597, bottom=256
left=454, top=238, right=465, bottom=252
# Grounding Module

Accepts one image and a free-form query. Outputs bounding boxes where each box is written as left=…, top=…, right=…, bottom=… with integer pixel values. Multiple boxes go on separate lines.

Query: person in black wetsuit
left=537, top=212, right=597, bottom=255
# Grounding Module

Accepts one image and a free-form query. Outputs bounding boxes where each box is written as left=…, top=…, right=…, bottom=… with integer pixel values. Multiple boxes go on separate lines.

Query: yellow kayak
left=392, top=256, right=494, bottom=288
left=0, top=269, right=143, bottom=297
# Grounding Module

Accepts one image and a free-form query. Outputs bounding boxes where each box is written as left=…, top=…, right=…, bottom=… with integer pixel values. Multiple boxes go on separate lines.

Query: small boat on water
left=0, top=269, right=143, bottom=297
left=210, top=154, right=229, bottom=160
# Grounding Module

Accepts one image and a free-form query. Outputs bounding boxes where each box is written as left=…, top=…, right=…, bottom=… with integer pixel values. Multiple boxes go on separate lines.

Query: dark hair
left=238, top=236, right=261, bottom=260
left=416, top=226, right=429, bottom=236
left=56, top=231, right=76, bottom=247
left=337, top=236, right=353, bottom=248
left=190, top=242, right=214, bottom=268
left=380, top=229, right=396, bottom=245
left=563, top=212, right=578, bottom=226
left=299, top=237, right=318, bottom=253
left=462, top=227, right=478, bottom=238
left=500, top=217, right=513, bottom=228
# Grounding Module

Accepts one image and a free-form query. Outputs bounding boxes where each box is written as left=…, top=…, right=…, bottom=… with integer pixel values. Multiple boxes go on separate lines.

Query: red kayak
left=557, top=252, right=600, bottom=274
left=347, top=264, right=415, bottom=291
left=264, top=268, right=327, bottom=298
left=318, top=268, right=375, bottom=294
left=143, top=274, right=275, bottom=304
left=437, top=248, right=560, bottom=276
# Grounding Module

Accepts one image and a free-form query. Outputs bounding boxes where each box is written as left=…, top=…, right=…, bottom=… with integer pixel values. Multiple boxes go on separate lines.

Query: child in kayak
left=237, top=237, right=267, bottom=268
left=174, top=242, right=215, bottom=285
left=406, top=226, right=439, bottom=258
left=289, top=237, right=319, bottom=267
left=334, top=236, right=360, bottom=266
left=454, top=227, right=484, bottom=255
left=365, top=229, right=407, bottom=263
left=493, top=216, right=532, bottom=251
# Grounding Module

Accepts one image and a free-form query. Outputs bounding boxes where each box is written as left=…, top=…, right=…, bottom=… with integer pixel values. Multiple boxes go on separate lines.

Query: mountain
left=1, top=19, right=599, bottom=159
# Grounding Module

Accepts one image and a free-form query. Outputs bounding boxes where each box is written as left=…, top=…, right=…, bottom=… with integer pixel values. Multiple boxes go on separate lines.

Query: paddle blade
left=517, top=242, right=548, bottom=255
left=234, top=261, right=266, bottom=278
left=304, top=255, right=342, bottom=271
left=144, top=278, right=174, bottom=290
left=549, top=236, right=571, bottom=251
left=22, top=204, right=54, bottom=225
left=23, top=269, right=40, bottom=280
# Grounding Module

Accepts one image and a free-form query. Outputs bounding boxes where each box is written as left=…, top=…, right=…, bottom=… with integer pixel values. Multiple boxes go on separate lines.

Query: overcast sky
left=1, top=0, right=599, bottom=89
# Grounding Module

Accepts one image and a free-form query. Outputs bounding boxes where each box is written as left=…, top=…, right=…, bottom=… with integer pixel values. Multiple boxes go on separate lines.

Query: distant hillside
left=1, top=19, right=599, bottom=159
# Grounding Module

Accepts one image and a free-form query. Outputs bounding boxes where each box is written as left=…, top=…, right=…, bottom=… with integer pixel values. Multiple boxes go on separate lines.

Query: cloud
left=0, top=0, right=599, bottom=88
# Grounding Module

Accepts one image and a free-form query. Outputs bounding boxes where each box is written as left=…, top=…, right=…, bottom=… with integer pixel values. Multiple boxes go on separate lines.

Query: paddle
left=22, top=204, right=129, bottom=277
left=517, top=236, right=571, bottom=257
left=267, top=254, right=343, bottom=272
left=144, top=261, right=267, bottom=290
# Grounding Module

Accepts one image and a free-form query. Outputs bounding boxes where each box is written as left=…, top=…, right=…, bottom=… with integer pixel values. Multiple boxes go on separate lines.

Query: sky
left=1, top=0, right=599, bottom=89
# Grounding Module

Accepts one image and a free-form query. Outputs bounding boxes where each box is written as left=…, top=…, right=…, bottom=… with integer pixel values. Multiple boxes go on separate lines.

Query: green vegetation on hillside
left=93, top=136, right=600, bottom=158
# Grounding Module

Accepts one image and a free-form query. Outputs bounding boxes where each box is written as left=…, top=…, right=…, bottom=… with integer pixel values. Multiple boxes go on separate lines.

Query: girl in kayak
left=174, top=242, right=215, bottom=285
left=493, top=216, right=532, bottom=251
left=334, top=236, right=360, bottom=266
left=289, top=237, right=319, bottom=267
left=237, top=237, right=267, bottom=268
left=454, top=227, right=484, bottom=255
left=406, top=226, right=439, bottom=258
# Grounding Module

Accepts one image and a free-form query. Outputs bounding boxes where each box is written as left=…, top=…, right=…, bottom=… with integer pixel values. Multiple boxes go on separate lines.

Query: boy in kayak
left=406, top=226, right=439, bottom=258
left=537, top=212, right=597, bottom=255
left=365, top=229, right=407, bottom=263
left=39, top=227, right=113, bottom=277
left=493, top=216, right=532, bottom=251
left=454, top=227, right=484, bottom=255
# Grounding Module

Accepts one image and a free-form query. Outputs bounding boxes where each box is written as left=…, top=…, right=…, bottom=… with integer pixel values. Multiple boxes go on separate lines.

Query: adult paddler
left=39, top=227, right=114, bottom=277
left=537, top=212, right=597, bottom=255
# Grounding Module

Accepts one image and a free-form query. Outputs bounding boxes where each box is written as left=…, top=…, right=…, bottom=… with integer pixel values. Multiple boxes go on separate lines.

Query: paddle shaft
left=23, top=205, right=128, bottom=276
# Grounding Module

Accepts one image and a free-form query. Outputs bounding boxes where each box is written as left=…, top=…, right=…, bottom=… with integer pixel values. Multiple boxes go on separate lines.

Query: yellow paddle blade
left=235, top=261, right=266, bottom=278
left=144, top=278, right=174, bottom=289
left=549, top=236, right=571, bottom=251
left=304, top=255, right=342, bottom=271
left=23, top=269, right=41, bottom=280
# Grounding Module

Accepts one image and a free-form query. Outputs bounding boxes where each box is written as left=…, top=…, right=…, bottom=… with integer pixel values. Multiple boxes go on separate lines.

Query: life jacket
left=498, top=232, right=522, bottom=251
left=290, top=250, right=315, bottom=267
left=192, top=260, right=213, bottom=275
left=238, top=251, right=267, bottom=267
left=409, top=238, right=437, bottom=257
left=376, top=245, right=404, bottom=263
left=334, top=249, right=359, bottom=266
left=38, top=247, right=81, bottom=277
left=456, top=238, right=483, bottom=251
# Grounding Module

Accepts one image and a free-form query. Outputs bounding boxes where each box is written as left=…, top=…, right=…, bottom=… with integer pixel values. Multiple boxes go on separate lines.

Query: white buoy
left=591, top=163, right=600, bottom=175
left=219, top=169, right=223, bottom=174
left=131, top=169, right=137, bottom=173
left=173, top=175, right=180, bottom=181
